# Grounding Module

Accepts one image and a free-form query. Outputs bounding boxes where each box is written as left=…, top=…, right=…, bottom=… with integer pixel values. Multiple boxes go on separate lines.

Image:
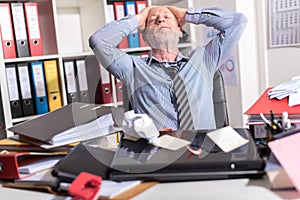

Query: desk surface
left=1, top=176, right=299, bottom=200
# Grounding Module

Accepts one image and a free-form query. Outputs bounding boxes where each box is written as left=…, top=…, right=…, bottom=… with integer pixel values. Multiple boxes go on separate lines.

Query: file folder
left=0, top=152, right=65, bottom=179
left=24, top=2, right=44, bottom=56
left=106, top=4, right=115, bottom=23
left=0, top=3, right=17, bottom=59
left=125, top=1, right=140, bottom=48
left=135, top=1, right=148, bottom=47
left=11, top=3, right=30, bottom=57
left=8, top=102, right=123, bottom=147
left=63, top=60, right=79, bottom=103
left=44, top=60, right=62, bottom=111
left=75, top=59, right=90, bottom=103
left=5, top=64, right=22, bottom=118
left=16, top=63, right=35, bottom=116
left=113, top=2, right=129, bottom=49
left=30, top=61, right=49, bottom=114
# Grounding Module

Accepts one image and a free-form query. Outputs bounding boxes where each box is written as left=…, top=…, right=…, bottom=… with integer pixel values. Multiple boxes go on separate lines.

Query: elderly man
left=89, top=6, right=247, bottom=131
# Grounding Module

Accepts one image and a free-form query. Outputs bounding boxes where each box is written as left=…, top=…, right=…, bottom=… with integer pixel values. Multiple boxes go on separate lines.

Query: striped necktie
left=172, top=68, right=194, bottom=130
left=149, top=58, right=194, bottom=130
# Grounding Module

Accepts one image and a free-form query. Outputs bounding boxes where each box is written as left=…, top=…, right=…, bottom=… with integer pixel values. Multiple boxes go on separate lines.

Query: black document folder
left=53, top=129, right=265, bottom=182
left=109, top=128, right=265, bottom=182
left=8, top=102, right=123, bottom=148
left=53, top=143, right=114, bottom=181
left=5, top=63, right=23, bottom=118
left=17, top=63, right=35, bottom=116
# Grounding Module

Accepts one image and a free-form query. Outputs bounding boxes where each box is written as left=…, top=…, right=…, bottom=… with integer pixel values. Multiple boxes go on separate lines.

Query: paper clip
left=68, top=172, right=102, bottom=200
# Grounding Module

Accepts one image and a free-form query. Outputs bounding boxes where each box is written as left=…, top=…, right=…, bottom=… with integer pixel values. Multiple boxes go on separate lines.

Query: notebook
left=109, top=128, right=265, bottom=182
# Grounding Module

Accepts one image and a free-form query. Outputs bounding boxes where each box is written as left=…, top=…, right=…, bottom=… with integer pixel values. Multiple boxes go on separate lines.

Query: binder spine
left=44, top=60, right=62, bottom=111
left=5, top=64, right=22, bottom=118
left=63, top=60, right=79, bottom=103
left=0, top=3, right=17, bottom=59
left=30, top=61, right=49, bottom=115
left=75, top=59, right=90, bottom=103
left=17, top=63, right=35, bottom=116
left=24, top=2, right=44, bottom=56
left=11, top=2, right=30, bottom=58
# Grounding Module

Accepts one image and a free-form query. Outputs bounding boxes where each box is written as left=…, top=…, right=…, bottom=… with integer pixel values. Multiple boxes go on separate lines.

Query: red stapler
left=68, top=172, right=102, bottom=200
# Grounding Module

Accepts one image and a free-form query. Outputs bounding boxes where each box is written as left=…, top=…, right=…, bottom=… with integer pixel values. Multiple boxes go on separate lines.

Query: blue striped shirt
left=89, top=7, right=247, bottom=130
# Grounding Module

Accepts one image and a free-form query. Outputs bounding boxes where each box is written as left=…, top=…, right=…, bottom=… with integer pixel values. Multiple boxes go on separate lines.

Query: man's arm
left=88, top=6, right=154, bottom=79
left=170, top=7, right=247, bottom=71
left=88, top=16, right=137, bottom=77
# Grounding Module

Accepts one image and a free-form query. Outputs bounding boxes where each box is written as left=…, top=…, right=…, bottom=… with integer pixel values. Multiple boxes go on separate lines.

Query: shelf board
left=4, top=54, right=60, bottom=63
left=55, top=0, right=99, bottom=8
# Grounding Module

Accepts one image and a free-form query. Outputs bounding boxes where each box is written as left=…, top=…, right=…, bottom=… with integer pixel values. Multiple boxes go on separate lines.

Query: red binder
left=24, top=2, right=44, bottom=56
left=0, top=152, right=64, bottom=179
left=113, top=2, right=128, bottom=49
left=135, top=1, right=148, bottom=47
left=0, top=3, right=17, bottom=59
left=244, top=88, right=300, bottom=117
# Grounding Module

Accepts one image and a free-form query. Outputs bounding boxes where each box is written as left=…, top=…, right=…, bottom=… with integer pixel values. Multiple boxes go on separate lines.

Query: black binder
left=84, top=56, right=102, bottom=104
left=16, top=63, right=35, bottom=116
left=53, top=143, right=115, bottom=181
left=5, top=64, right=22, bottom=118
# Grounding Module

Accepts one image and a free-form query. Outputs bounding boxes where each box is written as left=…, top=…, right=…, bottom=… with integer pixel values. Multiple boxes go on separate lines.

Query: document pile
left=268, top=76, right=300, bottom=106
left=8, top=103, right=123, bottom=149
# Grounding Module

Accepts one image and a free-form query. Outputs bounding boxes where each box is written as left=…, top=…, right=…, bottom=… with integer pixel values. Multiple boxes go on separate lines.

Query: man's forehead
left=148, top=7, right=173, bottom=16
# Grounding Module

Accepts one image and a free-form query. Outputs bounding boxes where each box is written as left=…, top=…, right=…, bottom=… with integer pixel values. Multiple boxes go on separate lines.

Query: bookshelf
left=0, top=0, right=195, bottom=137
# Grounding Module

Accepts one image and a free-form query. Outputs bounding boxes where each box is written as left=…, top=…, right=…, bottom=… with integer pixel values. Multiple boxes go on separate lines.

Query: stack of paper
left=268, top=77, right=300, bottom=106
left=8, top=103, right=123, bottom=149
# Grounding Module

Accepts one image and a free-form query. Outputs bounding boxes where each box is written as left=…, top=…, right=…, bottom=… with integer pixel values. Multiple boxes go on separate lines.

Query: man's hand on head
left=135, top=6, right=157, bottom=31
left=166, top=6, right=187, bottom=27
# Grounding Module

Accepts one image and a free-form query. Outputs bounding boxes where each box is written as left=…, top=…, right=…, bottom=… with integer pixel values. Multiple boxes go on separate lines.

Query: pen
left=282, top=111, right=291, bottom=130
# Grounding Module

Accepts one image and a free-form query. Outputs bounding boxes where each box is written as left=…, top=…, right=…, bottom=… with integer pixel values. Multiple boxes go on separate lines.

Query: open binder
left=8, top=102, right=123, bottom=149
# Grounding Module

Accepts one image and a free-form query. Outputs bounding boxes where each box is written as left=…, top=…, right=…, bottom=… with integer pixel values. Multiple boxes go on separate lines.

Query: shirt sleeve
left=185, top=7, right=247, bottom=71
left=88, top=16, right=139, bottom=79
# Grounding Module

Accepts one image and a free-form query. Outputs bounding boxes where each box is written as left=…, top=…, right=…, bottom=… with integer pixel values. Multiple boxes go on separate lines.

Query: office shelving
left=0, top=0, right=195, bottom=137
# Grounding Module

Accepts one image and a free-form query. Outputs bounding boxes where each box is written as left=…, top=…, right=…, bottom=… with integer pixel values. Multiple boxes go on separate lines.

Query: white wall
left=193, top=0, right=300, bottom=128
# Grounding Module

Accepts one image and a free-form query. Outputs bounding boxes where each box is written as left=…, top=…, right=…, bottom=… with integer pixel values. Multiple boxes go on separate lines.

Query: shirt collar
left=147, top=52, right=189, bottom=67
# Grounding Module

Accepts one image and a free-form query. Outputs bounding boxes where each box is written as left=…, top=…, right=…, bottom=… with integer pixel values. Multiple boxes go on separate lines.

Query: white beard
left=143, top=27, right=181, bottom=53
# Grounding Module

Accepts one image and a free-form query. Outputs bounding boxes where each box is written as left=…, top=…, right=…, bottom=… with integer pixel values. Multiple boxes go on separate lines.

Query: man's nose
left=156, top=17, right=165, bottom=24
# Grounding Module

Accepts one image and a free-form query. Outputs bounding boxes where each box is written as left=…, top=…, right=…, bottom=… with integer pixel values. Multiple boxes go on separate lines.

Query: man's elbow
left=88, top=33, right=98, bottom=50
left=237, top=13, right=248, bottom=26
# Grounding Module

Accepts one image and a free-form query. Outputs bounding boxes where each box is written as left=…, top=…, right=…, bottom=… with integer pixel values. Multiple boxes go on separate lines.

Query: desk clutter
left=0, top=101, right=298, bottom=198
left=245, top=86, right=300, bottom=194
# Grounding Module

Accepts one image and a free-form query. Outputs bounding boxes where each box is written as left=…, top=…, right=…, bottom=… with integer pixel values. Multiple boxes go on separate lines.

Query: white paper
left=122, top=110, right=159, bottom=143
left=152, top=135, right=191, bottom=151
left=18, top=156, right=63, bottom=174
left=99, top=180, right=141, bottom=198
left=207, top=126, right=249, bottom=153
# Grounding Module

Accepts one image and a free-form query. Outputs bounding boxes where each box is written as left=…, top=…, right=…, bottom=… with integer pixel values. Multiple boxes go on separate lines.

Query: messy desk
left=0, top=100, right=299, bottom=199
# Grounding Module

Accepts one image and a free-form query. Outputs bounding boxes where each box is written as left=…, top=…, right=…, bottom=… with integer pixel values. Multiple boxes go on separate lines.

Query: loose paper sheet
left=152, top=135, right=191, bottom=151
left=207, top=126, right=249, bottom=153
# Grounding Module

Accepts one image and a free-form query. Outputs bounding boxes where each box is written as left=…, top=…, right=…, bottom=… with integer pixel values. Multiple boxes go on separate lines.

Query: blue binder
left=124, top=1, right=140, bottom=48
left=30, top=61, right=49, bottom=114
